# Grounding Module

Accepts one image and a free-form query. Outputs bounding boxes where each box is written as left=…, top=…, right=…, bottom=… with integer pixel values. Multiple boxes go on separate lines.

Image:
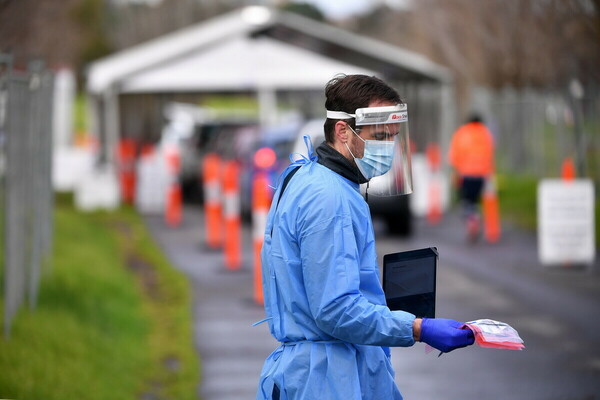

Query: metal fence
left=470, top=86, right=600, bottom=185
left=0, top=54, right=54, bottom=336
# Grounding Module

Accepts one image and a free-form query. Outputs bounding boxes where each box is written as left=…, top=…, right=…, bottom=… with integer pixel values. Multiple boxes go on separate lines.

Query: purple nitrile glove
left=420, top=318, right=475, bottom=353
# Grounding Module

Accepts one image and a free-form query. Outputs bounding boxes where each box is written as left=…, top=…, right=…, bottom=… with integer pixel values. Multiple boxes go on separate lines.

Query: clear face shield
left=327, top=104, right=413, bottom=196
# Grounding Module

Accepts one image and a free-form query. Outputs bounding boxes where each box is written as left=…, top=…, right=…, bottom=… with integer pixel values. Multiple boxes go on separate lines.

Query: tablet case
left=383, top=247, right=437, bottom=318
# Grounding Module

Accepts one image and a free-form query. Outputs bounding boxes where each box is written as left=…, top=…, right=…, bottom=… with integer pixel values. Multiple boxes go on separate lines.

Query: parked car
left=176, top=114, right=299, bottom=220
left=178, top=122, right=260, bottom=203
left=292, top=119, right=412, bottom=236
left=158, top=102, right=260, bottom=203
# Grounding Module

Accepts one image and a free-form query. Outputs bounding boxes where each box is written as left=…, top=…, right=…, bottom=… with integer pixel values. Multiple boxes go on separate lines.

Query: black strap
left=275, top=166, right=300, bottom=210
left=270, top=166, right=300, bottom=236
left=272, top=384, right=280, bottom=400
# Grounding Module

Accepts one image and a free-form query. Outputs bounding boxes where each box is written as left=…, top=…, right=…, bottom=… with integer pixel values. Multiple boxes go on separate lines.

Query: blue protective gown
left=256, top=141, right=416, bottom=400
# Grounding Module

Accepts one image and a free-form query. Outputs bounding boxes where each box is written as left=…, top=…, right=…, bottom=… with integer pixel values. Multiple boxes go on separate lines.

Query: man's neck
left=315, top=142, right=368, bottom=184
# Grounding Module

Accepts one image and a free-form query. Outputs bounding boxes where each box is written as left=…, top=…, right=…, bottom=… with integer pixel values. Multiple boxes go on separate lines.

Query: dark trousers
left=459, top=176, right=485, bottom=215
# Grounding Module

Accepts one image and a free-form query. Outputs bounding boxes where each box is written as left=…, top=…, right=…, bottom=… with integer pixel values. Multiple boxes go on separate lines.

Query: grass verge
left=498, top=173, right=599, bottom=247
left=0, top=195, right=199, bottom=400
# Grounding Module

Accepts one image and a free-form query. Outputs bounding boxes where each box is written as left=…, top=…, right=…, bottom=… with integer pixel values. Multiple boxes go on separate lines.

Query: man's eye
left=373, top=132, right=386, bottom=140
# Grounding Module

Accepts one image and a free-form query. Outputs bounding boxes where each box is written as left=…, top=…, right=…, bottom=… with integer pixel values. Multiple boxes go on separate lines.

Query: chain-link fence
left=470, top=86, right=600, bottom=186
left=1, top=54, right=54, bottom=336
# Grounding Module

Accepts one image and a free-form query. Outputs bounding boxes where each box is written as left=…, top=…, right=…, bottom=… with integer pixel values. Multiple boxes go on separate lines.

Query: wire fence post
left=1, top=54, right=55, bottom=337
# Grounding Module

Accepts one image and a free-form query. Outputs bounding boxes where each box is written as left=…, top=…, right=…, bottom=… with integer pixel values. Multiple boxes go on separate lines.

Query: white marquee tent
left=86, top=5, right=453, bottom=164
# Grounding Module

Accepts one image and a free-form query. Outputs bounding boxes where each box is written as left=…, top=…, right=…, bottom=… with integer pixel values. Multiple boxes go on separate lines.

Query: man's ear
left=333, top=121, right=349, bottom=144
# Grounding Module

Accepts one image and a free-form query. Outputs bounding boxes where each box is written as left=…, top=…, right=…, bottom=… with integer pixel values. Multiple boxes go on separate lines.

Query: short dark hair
left=323, top=74, right=402, bottom=142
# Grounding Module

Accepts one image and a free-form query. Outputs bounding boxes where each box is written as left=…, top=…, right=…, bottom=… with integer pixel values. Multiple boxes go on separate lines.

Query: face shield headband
left=326, top=104, right=408, bottom=126
left=326, top=104, right=413, bottom=196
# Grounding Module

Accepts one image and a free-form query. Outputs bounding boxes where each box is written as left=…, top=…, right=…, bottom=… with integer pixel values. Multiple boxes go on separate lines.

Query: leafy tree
left=280, top=2, right=325, bottom=21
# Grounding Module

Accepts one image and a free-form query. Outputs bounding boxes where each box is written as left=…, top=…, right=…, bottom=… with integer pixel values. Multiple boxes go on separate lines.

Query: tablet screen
left=383, top=247, right=437, bottom=318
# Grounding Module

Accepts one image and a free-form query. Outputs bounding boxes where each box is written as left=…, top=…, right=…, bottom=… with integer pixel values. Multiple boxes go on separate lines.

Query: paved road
left=145, top=206, right=600, bottom=400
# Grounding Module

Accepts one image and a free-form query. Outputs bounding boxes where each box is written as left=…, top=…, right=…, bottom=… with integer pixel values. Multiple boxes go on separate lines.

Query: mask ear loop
left=344, top=124, right=369, bottom=202
left=347, top=124, right=365, bottom=143
left=344, top=142, right=356, bottom=159
left=344, top=123, right=365, bottom=159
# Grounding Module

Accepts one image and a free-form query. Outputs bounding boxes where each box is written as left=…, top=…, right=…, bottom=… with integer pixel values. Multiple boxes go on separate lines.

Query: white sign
left=537, top=179, right=595, bottom=266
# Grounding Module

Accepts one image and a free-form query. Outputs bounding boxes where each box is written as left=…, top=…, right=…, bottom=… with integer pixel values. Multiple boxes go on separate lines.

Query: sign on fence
left=537, top=179, right=596, bottom=266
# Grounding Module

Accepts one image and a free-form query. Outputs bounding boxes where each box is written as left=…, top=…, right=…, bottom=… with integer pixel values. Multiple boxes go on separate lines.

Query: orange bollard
left=164, top=146, right=182, bottom=227
left=117, top=138, right=137, bottom=204
left=561, top=157, right=576, bottom=181
left=222, top=160, right=242, bottom=270
left=426, top=142, right=442, bottom=224
left=140, top=144, right=155, bottom=157
left=482, top=178, right=501, bottom=243
left=427, top=179, right=442, bottom=224
left=252, top=171, right=273, bottom=305
left=426, top=142, right=441, bottom=171
left=202, top=153, right=223, bottom=249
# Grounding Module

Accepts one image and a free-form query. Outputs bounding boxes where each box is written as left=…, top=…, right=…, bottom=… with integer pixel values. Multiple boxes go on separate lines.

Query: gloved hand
left=419, top=318, right=475, bottom=353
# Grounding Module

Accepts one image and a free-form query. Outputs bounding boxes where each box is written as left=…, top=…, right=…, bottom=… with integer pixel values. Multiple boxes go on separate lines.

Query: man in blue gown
left=256, top=74, right=474, bottom=400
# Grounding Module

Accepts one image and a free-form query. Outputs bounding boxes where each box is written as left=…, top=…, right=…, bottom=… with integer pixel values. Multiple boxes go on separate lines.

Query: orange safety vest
left=448, top=122, right=495, bottom=176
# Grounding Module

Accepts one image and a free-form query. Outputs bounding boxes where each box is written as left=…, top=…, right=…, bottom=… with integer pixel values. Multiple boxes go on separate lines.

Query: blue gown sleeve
left=298, top=190, right=416, bottom=347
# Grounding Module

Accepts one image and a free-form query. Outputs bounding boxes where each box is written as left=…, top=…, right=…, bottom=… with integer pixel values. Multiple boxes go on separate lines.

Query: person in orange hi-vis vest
left=447, top=113, right=496, bottom=242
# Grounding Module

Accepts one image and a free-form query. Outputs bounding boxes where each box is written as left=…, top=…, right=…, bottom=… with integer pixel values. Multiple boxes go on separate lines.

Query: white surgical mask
left=345, top=126, right=395, bottom=179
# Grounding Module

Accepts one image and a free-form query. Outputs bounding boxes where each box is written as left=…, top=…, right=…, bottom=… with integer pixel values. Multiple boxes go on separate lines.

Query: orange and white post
left=222, top=160, right=242, bottom=270
left=117, top=138, right=137, bottom=205
left=426, top=143, right=442, bottom=224
left=252, top=171, right=272, bottom=305
left=164, top=145, right=182, bottom=227
left=202, top=153, right=223, bottom=249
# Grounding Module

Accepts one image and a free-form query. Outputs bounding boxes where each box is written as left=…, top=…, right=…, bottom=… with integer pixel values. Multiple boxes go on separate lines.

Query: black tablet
left=382, top=247, right=437, bottom=318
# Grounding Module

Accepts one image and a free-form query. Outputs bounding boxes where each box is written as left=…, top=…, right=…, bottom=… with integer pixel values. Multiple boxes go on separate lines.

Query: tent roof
left=121, top=36, right=377, bottom=93
left=87, top=6, right=451, bottom=95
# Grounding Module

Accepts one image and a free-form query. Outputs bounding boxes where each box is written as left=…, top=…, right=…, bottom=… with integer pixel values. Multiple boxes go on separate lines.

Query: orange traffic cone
left=561, top=157, right=576, bottom=181
left=164, top=146, right=182, bottom=227
left=482, top=178, right=501, bottom=243
left=426, top=142, right=441, bottom=170
left=222, top=160, right=242, bottom=270
left=202, top=153, right=223, bottom=249
left=252, top=171, right=272, bottom=305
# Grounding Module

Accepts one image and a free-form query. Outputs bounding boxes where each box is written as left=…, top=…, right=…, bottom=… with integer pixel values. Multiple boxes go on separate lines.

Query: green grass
left=200, top=95, right=260, bottom=113
left=498, top=173, right=600, bottom=247
left=497, top=174, right=539, bottom=231
left=0, top=195, right=199, bottom=400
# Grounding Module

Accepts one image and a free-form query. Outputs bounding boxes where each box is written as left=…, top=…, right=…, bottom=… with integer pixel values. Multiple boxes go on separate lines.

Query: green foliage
left=71, top=0, right=113, bottom=64
left=0, top=200, right=198, bottom=399
left=200, top=95, right=259, bottom=113
left=74, top=92, right=88, bottom=135
left=280, top=2, right=326, bottom=21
